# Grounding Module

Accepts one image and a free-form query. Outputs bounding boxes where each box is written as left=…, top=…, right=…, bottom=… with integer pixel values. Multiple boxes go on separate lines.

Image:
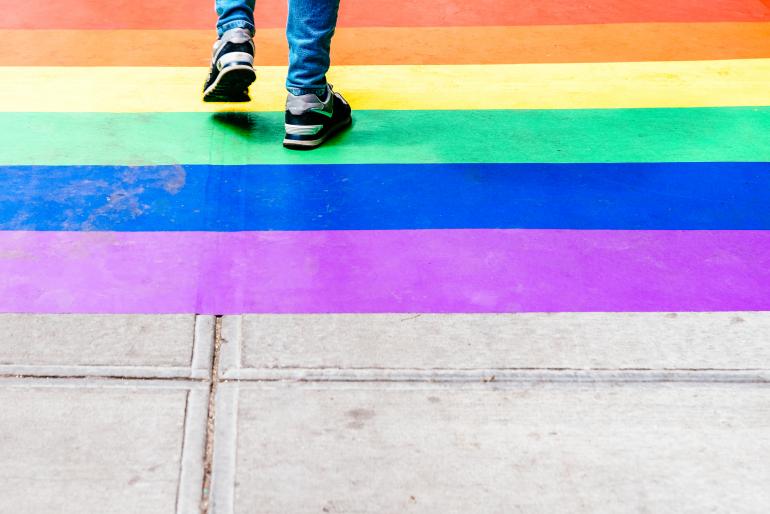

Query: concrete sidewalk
left=2, top=313, right=770, bottom=513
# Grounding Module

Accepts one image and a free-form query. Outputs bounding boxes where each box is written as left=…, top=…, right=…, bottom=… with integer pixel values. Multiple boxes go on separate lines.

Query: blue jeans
left=216, top=0, right=340, bottom=96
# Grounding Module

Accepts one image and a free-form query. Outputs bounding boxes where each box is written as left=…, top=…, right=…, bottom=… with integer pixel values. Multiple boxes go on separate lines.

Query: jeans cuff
left=286, top=85, right=328, bottom=97
left=217, top=20, right=255, bottom=38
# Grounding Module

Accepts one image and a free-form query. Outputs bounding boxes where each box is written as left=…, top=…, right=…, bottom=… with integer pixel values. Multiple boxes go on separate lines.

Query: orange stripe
left=2, top=24, right=770, bottom=66
left=2, top=0, right=768, bottom=29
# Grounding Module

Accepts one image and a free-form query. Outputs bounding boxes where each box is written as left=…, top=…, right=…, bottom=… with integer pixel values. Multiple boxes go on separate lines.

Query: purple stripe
left=1, top=230, right=768, bottom=314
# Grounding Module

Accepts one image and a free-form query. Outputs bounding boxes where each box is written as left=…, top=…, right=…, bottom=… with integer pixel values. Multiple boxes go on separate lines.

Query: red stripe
left=3, top=24, right=770, bottom=66
left=1, top=0, right=768, bottom=29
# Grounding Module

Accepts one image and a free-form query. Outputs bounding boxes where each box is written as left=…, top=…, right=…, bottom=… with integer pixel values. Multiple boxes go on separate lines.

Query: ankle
left=217, top=24, right=254, bottom=40
left=286, top=85, right=329, bottom=98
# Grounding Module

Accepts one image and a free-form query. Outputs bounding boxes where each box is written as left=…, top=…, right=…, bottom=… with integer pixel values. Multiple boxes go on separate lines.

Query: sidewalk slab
left=221, top=312, right=770, bottom=378
left=0, top=379, right=208, bottom=514
left=217, top=381, right=770, bottom=514
left=0, top=314, right=214, bottom=378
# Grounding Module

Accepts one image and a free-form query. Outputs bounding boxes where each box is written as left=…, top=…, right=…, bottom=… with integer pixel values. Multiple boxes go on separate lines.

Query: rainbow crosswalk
left=1, top=0, right=769, bottom=314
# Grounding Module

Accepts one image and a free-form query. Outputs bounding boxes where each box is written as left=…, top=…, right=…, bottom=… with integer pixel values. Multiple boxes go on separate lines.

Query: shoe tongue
left=221, top=28, right=251, bottom=44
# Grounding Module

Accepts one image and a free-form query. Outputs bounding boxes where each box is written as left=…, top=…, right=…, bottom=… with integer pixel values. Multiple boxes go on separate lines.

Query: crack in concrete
left=200, top=316, right=223, bottom=514
left=0, top=373, right=206, bottom=382
left=220, top=368, right=770, bottom=384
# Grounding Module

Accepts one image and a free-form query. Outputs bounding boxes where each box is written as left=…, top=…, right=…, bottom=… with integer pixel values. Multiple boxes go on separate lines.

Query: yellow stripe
left=2, top=60, right=770, bottom=112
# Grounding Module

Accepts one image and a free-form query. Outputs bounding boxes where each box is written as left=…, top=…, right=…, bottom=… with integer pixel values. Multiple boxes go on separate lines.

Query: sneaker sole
left=282, top=116, right=353, bottom=150
left=203, top=65, right=256, bottom=103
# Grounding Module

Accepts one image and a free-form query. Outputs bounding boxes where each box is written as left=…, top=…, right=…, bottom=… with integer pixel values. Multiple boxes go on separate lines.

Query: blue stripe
left=1, top=162, right=768, bottom=231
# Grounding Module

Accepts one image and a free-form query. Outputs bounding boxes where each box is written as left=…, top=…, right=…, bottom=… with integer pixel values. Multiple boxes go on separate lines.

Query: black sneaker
left=203, top=28, right=256, bottom=102
left=283, top=85, right=352, bottom=149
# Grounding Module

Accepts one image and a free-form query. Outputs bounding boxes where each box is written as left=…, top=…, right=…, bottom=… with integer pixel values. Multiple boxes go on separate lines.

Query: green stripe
left=3, top=107, right=770, bottom=165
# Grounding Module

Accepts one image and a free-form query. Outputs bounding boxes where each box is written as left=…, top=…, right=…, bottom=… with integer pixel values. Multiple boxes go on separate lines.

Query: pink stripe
left=1, top=230, right=768, bottom=314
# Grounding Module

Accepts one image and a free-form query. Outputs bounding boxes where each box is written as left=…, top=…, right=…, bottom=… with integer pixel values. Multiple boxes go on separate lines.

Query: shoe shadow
left=210, top=111, right=276, bottom=141
left=211, top=111, right=355, bottom=149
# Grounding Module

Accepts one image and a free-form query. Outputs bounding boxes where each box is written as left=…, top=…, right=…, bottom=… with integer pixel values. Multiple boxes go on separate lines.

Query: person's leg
left=283, top=0, right=351, bottom=149
left=216, top=0, right=256, bottom=37
left=203, top=0, right=257, bottom=102
left=285, top=0, right=340, bottom=96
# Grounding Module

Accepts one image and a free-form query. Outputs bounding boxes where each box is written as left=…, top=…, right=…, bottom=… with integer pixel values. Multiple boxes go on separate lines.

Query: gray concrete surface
left=222, top=381, right=770, bottom=514
left=220, top=312, right=770, bottom=379
left=0, top=314, right=214, bottom=378
left=3, top=312, right=770, bottom=514
left=0, top=379, right=208, bottom=514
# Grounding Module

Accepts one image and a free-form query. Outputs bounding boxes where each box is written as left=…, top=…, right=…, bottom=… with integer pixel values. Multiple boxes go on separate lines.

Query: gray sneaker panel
left=286, top=85, right=334, bottom=116
left=212, top=28, right=254, bottom=63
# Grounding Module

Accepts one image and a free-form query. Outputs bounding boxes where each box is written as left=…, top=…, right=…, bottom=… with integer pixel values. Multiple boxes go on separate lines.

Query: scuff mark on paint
left=21, top=166, right=189, bottom=231
left=82, top=166, right=186, bottom=229
left=80, top=186, right=147, bottom=231
left=121, top=165, right=187, bottom=195
left=157, top=165, right=186, bottom=194
left=0, top=249, right=32, bottom=260
left=5, top=211, right=31, bottom=231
